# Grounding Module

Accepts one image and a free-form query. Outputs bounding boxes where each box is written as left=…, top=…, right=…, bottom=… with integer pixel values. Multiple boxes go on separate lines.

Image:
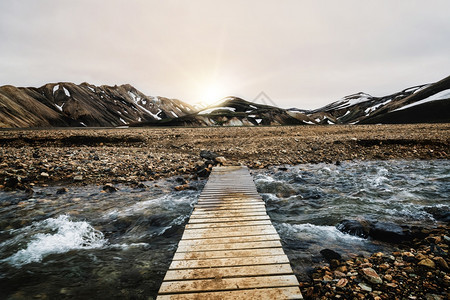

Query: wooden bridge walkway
left=157, top=166, right=303, bottom=299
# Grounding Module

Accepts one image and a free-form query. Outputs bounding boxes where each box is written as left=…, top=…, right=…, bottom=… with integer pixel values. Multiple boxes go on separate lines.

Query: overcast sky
left=1, top=0, right=449, bottom=109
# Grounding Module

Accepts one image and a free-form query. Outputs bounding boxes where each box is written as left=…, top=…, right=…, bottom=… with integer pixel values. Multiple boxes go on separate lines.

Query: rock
left=56, top=187, right=68, bottom=194
left=322, top=274, right=333, bottom=282
left=196, top=167, right=210, bottom=178
left=385, top=282, right=398, bottom=288
left=336, top=278, right=348, bottom=288
left=424, top=206, right=450, bottom=223
left=175, top=177, right=188, bottom=184
left=103, top=183, right=118, bottom=193
left=215, top=156, right=227, bottom=164
left=433, top=256, right=449, bottom=270
left=358, top=282, right=372, bottom=292
left=369, top=221, right=408, bottom=243
left=334, top=270, right=346, bottom=278
left=40, top=172, right=49, bottom=177
left=336, top=219, right=370, bottom=238
left=361, top=267, right=382, bottom=284
left=73, top=175, right=83, bottom=181
left=174, top=184, right=190, bottom=191
left=418, top=258, right=435, bottom=269
left=200, top=150, right=219, bottom=160
left=4, top=176, right=19, bottom=189
left=320, top=249, right=342, bottom=262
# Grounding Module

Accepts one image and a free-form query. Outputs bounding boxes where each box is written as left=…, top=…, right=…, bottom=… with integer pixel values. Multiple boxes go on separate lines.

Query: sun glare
left=198, top=83, right=227, bottom=106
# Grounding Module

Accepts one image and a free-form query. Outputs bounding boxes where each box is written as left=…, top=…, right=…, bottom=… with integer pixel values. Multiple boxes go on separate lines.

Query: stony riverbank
left=300, top=225, right=449, bottom=300
left=1, top=124, right=449, bottom=191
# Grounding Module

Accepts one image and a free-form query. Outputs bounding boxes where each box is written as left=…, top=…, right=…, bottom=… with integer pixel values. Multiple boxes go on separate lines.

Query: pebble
left=301, top=225, right=449, bottom=299
left=418, top=258, right=436, bottom=269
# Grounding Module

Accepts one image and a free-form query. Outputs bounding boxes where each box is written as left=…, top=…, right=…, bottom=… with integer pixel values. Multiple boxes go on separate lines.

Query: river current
left=0, top=159, right=448, bottom=299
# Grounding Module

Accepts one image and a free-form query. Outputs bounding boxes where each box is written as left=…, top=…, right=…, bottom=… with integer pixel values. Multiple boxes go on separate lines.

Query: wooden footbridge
left=157, top=166, right=303, bottom=299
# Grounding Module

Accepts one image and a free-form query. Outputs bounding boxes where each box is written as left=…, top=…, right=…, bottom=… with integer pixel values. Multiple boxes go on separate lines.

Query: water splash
left=2, top=215, right=106, bottom=266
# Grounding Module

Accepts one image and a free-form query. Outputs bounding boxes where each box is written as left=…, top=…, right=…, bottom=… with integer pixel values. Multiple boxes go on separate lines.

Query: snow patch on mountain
left=198, top=107, right=237, bottom=115
left=394, top=89, right=450, bottom=112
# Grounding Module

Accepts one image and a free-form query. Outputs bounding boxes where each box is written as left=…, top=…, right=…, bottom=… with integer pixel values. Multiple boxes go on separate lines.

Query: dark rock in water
left=320, top=249, right=342, bottom=262
left=336, top=219, right=370, bottom=238
left=336, top=219, right=423, bottom=243
left=103, top=183, right=118, bottom=193
left=197, top=167, right=211, bottom=178
left=200, top=150, right=219, bottom=160
left=56, top=187, right=68, bottom=194
left=424, top=206, right=450, bottom=223
left=369, top=221, right=408, bottom=243
left=4, top=176, right=19, bottom=189
left=175, top=177, right=188, bottom=185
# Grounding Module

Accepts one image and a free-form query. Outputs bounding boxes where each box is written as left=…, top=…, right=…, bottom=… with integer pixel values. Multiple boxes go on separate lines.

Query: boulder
left=336, top=219, right=370, bottom=238
left=200, top=150, right=219, bottom=160
left=320, top=249, right=342, bottom=262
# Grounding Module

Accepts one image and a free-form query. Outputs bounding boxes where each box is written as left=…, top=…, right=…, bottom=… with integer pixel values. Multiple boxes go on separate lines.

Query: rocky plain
left=0, top=123, right=449, bottom=299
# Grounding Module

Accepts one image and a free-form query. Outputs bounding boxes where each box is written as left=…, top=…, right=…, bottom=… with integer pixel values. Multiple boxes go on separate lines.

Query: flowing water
left=0, top=160, right=448, bottom=299
left=252, top=159, right=449, bottom=280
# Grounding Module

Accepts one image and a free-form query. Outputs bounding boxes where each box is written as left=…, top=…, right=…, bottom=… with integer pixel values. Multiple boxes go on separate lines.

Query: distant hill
left=1, top=75, right=449, bottom=128
left=292, top=74, right=450, bottom=125
left=0, top=82, right=195, bottom=127
left=133, top=96, right=314, bottom=127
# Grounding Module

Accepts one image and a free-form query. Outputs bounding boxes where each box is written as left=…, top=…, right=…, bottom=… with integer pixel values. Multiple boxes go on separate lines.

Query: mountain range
left=0, top=75, right=449, bottom=128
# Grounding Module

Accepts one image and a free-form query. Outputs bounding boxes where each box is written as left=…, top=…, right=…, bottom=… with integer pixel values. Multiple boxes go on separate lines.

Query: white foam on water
left=275, top=222, right=365, bottom=244
left=3, top=215, right=106, bottom=267
left=109, top=193, right=196, bottom=217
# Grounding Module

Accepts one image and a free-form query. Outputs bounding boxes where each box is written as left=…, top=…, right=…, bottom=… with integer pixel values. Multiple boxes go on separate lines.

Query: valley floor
left=0, top=123, right=449, bottom=190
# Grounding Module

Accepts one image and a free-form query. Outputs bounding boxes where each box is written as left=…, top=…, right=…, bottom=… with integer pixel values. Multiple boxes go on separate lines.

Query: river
left=0, top=159, right=448, bottom=299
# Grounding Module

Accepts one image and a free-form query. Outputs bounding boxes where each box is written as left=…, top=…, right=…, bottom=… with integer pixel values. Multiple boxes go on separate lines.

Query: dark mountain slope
left=0, top=82, right=195, bottom=128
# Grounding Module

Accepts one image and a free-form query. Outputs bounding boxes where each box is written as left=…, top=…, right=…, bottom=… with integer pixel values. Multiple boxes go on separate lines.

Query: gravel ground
left=0, top=124, right=449, bottom=190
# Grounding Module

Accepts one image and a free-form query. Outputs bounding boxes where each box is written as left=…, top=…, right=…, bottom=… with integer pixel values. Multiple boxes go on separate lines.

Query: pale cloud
left=1, top=0, right=449, bottom=109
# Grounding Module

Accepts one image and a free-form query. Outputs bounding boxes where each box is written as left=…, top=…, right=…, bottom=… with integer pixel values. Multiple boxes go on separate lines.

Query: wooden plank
left=183, top=224, right=275, bottom=235
left=193, top=204, right=266, bottom=211
left=196, top=200, right=264, bottom=205
left=185, top=219, right=272, bottom=229
left=176, top=240, right=282, bottom=252
left=191, top=208, right=267, bottom=216
left=163, top=263, right=294, bottom=281
left=173, top=247, right=285, bottom=260
left=177, top=234, right=280, bottom=247
left=181, top=226, right=277, bottom=240
left=190, top=211, right=268, bottom=219
left=169, top=255, right=290, bottom=269
left=156, top=286, right=303, bottom=300
left=158, top=274, right=299, bottom=294
left=187, top=215, right=270, bottom=224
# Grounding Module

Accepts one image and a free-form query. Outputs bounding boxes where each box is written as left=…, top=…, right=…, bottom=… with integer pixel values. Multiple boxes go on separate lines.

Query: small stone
left=322, top=274, right=333, bottom=282
left=336, top=278, right=348, bottom=288
left=385, top=282, right=398, bottom=288
left=40, top=172, right=49, bottom=177
left=358, top=282, right=372, bottom=292
left=56, top=187, right=68, bottom=194
left=215, top=156, right=227, bottom=164
left=362, top=267, right=383, bottom=284
left=174, top=184, right=190, bottom=191
left=73, top=175, right=83, bottom=181
left=103, top=183, right=118, bottom=193
left=433, top=256, right=448, bottom=270
left=418, top=258, right=436, bottom=269
left=334, top=270, right=346, bottom=278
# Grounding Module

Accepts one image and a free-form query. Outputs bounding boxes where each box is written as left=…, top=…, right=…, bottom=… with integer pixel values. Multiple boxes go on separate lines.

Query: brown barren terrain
left=0, top=124, right=449, bottom=190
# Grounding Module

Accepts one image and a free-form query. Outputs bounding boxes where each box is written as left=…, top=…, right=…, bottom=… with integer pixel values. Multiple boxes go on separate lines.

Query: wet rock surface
left=300, top=225, right=450, bottom=299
